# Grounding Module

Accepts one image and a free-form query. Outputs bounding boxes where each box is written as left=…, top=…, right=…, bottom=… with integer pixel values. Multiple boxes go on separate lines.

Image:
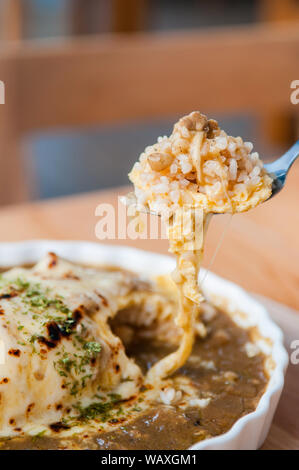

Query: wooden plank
left=0, top=56, right=28, bottom=204
left=0, top=23, right=296, bottom=133
left=0, top=23, right=298, bottom=204
left=0, top=0, right=23, bottom=41
left=111, top=0, right=148, bottom=32
left=257, top=0, right=299, bottom=149
left=257, top=110, right=298, bottom=148
left=70, top=0, right=105, bottom=36
left=70, top=0, right=148, bottom=36
left=259, top=0, right=299, bottom=22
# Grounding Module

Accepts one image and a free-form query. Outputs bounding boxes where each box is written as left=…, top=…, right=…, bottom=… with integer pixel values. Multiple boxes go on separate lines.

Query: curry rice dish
left=0, top=112, right=272, bottom=449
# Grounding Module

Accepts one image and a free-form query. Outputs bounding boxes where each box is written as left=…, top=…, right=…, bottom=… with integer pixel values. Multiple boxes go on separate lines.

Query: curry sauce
left=0, top=305, right=268, bottom=450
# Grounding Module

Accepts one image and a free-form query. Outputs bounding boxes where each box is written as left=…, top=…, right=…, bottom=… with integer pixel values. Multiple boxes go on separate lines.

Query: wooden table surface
left=0, top=161, right=298, bottom=449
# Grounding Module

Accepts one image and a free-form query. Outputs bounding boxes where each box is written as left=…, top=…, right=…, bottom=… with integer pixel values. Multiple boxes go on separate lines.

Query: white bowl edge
left=0, top=240, right=289, bottom=450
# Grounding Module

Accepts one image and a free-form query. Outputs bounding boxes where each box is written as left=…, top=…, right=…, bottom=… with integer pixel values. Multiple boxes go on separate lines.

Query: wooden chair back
left=0, top=22, right=298, bottom=204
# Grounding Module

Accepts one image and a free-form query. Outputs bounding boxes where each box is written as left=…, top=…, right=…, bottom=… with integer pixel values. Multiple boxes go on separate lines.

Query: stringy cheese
left=129, top=111, right=272, bottom=382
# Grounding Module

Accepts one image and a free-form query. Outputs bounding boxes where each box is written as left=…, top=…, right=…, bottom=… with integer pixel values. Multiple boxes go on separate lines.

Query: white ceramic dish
left=0, top=240, right=288, bottom=450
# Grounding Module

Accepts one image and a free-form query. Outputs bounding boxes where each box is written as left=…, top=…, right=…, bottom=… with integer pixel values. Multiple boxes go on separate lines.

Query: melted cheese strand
left=129, top=111, right=272, bottom=383
left=200, top=213, right=232, bottom=286
left=147, top=212, right=211, bottom=382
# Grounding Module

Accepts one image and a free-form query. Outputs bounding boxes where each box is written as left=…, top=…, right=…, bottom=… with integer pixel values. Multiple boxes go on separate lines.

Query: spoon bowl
left=123, top=140, right=299, bottom=215
left=264, top=140, right=299, bottom=199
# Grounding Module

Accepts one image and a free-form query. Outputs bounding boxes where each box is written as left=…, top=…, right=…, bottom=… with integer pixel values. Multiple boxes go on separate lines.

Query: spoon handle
left=264, top=140, right=299, bottom=175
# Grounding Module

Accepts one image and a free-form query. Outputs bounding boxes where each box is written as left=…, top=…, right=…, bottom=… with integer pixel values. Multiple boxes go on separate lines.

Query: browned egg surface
left=0, top=295, right=267, bottom=450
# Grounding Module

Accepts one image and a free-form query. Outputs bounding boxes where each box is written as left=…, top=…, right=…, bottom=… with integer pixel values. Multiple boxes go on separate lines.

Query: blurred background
left=0, top=0, right=298, bottom=204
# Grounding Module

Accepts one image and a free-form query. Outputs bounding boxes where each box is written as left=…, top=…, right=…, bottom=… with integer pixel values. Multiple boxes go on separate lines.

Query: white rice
left=228, top=141, right=237, bottom=153
left=170, top=190, right=180, bottom=204
left=170, top=163, right=178, bottom=174
left=244, top=141, right=253, bottom=152
left=215, top=135, right=228, bottom=150
left=228, top=158, right=237, bottom=180
left=181, top=161, right=193, bottom=174
left=160, top=387, right=182, bottom=405
left=244, top=342, right=260, bottom=358
left=189, top=397, right=211, bottom=408
left=201, top=360, right=216, bottom=371
left=203, top=160, right=223, bottom=177
left=250, top=166, right=261, bottom=178
left=153, top=183, right=169, bottom=194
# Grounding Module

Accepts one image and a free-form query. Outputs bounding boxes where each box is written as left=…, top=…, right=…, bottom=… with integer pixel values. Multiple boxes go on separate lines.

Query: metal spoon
left=264, top=139, right=299, bottom=199
left=123, top=140, right=299, bottom=215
